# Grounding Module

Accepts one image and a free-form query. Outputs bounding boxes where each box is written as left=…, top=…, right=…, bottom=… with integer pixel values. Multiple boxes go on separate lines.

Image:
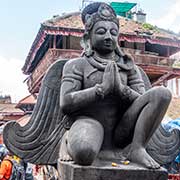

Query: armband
left=95, top=84, right=105, bottom=99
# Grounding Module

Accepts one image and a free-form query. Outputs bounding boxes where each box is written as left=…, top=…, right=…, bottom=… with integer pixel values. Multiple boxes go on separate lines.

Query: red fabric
left=168, top=174, right=180, bottom=180
left=44, top=29, right=83, bottom=37
left=119, top=36, right=180, bottom=48
left=0, top=159, right=12, bottom=180
left=147, top=38, right=180, bottom=47
left=119, top=36, right=146, bottom=43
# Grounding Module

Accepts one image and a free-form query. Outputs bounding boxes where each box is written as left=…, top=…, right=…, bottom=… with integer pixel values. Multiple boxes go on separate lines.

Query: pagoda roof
left=16, top=94, right=37, bottom=108
left=43, top=12, right=180, bottom=40
left=0, top=103, right=24, bottom=116
left=23, top=12, right=180, bottom=74
left=16, top=114, right=31, bottom=126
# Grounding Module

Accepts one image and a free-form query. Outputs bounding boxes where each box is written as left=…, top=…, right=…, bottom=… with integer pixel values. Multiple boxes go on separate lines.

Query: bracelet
left=121, top=86, right=139, bottom=102
left=121, top=86, right=133, bottom=102
left=122, top=86, right=132, bottom=98
left=95, top=84, right=105, bottom=99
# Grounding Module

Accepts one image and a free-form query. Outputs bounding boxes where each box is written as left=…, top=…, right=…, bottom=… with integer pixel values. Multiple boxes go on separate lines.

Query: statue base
left=58, top=159, right=168, bottom=180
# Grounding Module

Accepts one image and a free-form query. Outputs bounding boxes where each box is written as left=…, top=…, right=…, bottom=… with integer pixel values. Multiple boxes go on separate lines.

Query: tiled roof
left=43, top=12, right=180, bottom=40
left=16, top=94, right=37, bottom=108
left=0, top=103, right=24, bottom=115
left=166, top=97, right=180, bottom=119
left=23, top=12, right=180, bottom=74
left=16, top=114, right=31, bottom=126
left=44, top=12, right=83, bottom=30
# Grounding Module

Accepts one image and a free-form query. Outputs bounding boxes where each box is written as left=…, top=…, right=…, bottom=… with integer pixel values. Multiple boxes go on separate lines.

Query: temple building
left=0, top=95, right=24, bottom=123
left=0, top=95, right=36, bottom=143
left=22, top=2, right=180, bottom=95
left=0, top=96, right=24, bottom=143
left=16, top=94, right=37, bottom=113
left=167, top=52, right=180, bottom=97
left=0, top=95, right=11, bottom=104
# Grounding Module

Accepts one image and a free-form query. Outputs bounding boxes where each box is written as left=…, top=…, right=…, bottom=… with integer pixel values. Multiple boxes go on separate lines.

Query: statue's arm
left=128, top=65, right=146, bottom=94
left=122, top=65, right=145, bottom=102
left=115, top=64, right=145, bottom=103
left=60, top=60, right=101, bottom=114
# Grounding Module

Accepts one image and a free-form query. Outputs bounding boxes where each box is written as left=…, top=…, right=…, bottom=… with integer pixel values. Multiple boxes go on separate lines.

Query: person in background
left=0, top=152, right=12, bottom=180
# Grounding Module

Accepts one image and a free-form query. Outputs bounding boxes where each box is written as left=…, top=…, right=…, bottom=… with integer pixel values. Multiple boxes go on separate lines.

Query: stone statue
left=3, top=2, right=178, bottom=172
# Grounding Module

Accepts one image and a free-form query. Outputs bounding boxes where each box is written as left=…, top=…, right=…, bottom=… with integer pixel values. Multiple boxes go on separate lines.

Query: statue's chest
left=83, top=69, right=102, bottom=88
left=83, top=68, right=128, bottom=88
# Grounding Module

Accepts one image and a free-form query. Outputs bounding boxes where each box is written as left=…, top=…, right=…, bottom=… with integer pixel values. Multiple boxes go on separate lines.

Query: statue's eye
left=96, top=28, right=106, bottom=34
left=110, top=29, right=118, bottom=36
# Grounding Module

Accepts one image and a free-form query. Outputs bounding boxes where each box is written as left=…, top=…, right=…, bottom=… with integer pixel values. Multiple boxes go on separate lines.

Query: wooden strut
left=152, top=71, right=174, bottom=86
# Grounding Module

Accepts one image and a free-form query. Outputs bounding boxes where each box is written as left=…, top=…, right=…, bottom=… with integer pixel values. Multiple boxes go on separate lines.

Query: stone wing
left=147, top=124, right=180, bottom=165
left=137, top=66, right=180, bottom=165
left=3, top=59, right=68, bottom=165
left=137, top=66, right=152, bottom=91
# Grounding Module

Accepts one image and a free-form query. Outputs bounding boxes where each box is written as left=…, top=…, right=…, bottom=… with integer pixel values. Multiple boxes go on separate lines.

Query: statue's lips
left=103, top=41, right=113, bottom=47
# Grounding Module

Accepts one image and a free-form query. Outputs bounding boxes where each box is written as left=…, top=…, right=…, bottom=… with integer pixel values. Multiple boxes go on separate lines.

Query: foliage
left=142, top=23, right=160, bottom=32
left=172, top=60, right=180, bottom=68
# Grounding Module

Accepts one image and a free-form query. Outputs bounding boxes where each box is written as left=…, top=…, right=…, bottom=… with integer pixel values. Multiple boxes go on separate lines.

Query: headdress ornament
left=81, top=2, right=119, bottom=31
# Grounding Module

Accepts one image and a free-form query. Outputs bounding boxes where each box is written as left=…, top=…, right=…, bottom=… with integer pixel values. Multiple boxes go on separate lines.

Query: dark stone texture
left=3, top=2, right=177, bottom=175
left=58, top=160, right=168, bottom=180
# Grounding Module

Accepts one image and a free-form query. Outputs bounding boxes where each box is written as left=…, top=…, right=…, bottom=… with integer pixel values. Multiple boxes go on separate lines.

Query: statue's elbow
left=60, top=95, right=72, bottom=114
left=60, top=101, right=69, bottom=114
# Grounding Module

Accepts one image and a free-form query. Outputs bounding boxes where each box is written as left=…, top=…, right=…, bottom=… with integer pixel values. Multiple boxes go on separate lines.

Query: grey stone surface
left=58, top=160, right=168, bottom=180
left=3, top=2, right=177, bottom=175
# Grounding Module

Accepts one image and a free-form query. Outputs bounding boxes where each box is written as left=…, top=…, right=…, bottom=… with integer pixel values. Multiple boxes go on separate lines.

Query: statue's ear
left=115, top=45, right=125, bottom=57
left=80, top=32, right=89, bottom=48
left=80, top=32, right=93, bottom=57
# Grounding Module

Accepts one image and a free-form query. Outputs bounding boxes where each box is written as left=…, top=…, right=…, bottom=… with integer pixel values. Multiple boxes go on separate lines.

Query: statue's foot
left=128, top=147, right=160, bottom=169
left=59, top=153, right=73, bottom=161
left=98, top=149, right=126, bottom=161
left=59, top=131, right=73, bottom=162
left=98, top=149, right=116, bottom=160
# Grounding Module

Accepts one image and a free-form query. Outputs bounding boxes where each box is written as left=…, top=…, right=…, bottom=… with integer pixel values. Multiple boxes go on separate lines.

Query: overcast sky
left=0, top=0, right=179, bottom=102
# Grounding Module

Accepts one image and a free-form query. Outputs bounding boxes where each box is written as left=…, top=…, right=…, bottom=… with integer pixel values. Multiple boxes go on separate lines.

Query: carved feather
left=147, top=124, right=180, bottom=165
left=3, top=59, right=68, bottom=165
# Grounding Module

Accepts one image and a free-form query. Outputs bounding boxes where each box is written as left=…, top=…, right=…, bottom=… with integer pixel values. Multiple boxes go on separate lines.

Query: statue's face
left=90, top=21, right=119, bottom=54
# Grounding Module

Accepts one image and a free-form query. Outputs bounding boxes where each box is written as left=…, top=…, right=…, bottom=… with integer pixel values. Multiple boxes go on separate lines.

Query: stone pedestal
left=58, top=159, right=168, bottom=180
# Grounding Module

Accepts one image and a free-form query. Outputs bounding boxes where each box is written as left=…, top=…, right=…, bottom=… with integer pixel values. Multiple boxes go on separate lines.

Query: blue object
left=175, top=154, right=180, bottom=163
left=162, top=118, right=180, bottom=132
left=0, top=144, right=9, bottom=160
left=162, top=118, right=180, bottom=163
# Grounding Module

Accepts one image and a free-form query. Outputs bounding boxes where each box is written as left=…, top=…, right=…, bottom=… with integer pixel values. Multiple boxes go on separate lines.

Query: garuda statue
left=3, top=2, right=180, bottom=170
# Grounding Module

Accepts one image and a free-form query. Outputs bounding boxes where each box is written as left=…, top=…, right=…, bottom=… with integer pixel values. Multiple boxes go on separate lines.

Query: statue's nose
left=104, top=31, right=112, bottom=40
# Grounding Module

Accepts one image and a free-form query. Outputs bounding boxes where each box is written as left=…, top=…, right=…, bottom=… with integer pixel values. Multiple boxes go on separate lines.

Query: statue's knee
left=156, top=86, right=172, bottom=103
left=71, top=143, right=97, bottom=165
left=67, top=117, right=104, bottom=165
left=151, top=86, right=172, bottom=104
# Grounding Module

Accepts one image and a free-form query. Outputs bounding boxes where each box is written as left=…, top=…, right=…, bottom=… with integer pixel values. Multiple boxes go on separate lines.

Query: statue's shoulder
left=63, top=57, right=87, bottom=74
left=117, top=53, right=135, bottom=71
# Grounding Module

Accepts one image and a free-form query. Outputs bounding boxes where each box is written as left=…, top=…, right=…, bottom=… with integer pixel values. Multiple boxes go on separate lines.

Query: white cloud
left=149, top=0, right=180, bottom=33
left=0, top=56, right=29, bottom=103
